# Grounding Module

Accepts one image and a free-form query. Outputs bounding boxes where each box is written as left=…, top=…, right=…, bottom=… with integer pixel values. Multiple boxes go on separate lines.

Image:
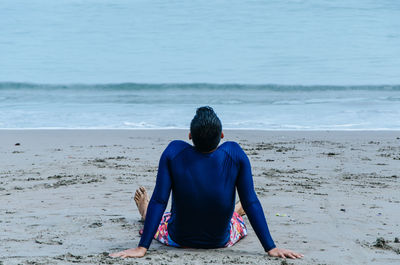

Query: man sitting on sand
left=110, top=106, right=303, bottom=259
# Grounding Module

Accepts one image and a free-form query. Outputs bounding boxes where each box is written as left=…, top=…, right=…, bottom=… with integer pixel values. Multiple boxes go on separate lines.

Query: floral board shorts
left=140, top=212, right=248, bottom=248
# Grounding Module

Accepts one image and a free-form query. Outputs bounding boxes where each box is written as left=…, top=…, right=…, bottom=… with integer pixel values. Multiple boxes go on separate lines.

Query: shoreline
left=1, top=128, right=400, bottom=131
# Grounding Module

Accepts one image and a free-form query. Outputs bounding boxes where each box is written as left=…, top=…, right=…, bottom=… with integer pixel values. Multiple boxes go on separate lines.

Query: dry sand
left=0, top=130, right=399, bottom=265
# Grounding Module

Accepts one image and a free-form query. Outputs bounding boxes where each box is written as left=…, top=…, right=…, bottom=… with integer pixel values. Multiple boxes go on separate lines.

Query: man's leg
left=234, top=201, right=246, bottom=216
left=225, top=202, right=247, bottom=247
left=134, top=187, right=179, bottom=247
left=134, top=186, right=149, bottom=220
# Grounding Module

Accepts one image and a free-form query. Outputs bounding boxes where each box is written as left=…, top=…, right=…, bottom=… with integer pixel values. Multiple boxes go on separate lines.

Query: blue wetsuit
left=138, top=140, right=276, bottom=251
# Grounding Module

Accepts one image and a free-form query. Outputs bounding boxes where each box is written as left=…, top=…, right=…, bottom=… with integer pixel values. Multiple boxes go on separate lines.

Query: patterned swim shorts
left=141, top=211, right=248, bottom=248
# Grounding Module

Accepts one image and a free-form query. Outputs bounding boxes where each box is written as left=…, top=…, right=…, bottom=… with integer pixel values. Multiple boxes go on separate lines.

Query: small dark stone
left=88, top=222, right=102, bottom=228
left=374, top=237, right=387, bottom=248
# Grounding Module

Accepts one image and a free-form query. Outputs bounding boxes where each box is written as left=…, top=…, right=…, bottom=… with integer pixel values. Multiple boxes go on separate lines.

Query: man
left=110, top=106, right=303, bottom=259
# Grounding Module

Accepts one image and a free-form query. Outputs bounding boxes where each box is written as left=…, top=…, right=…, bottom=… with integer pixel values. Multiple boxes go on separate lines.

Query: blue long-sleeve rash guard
left=138, top=140, right=276, bottom=251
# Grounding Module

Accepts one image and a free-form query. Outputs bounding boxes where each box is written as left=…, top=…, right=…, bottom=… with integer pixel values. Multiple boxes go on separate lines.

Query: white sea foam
left=123, top=122, right=159, bottom=128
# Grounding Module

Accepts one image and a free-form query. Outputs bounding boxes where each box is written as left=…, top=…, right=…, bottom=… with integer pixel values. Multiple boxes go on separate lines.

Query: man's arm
left=235, top=146, right=276, bottom=252
left=110, top=144, right=173, bottom=258
left=138, top=147, right=172, bottom=249
left=235, top=144, right=303, bottom=259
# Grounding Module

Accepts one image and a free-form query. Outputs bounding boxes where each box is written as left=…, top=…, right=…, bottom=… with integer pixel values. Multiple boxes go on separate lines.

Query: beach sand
left=1, top=130, right=399, bottom=265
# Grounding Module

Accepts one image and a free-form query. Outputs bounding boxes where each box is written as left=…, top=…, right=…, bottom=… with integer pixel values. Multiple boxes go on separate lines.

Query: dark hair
left=190, top=106, right=222, bottom=152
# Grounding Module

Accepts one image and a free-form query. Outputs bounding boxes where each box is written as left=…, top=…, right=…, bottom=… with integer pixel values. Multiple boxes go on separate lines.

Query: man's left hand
left=267, top=247, right=303, bottom=259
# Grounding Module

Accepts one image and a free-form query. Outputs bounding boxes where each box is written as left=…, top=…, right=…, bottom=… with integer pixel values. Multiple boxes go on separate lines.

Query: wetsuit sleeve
left=138, top=147, right=172, bottom=249
left=235, top=146, right=276, bottom=252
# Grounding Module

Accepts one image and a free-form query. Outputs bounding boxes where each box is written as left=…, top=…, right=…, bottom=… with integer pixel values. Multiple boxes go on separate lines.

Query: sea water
left=1, top=83, right=399, bottom=129
left=0, top=1, right=400, bottom=129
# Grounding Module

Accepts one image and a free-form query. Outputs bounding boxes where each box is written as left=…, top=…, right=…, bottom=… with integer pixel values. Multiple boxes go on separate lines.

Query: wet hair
left=190, top=106, right=222, bottom=152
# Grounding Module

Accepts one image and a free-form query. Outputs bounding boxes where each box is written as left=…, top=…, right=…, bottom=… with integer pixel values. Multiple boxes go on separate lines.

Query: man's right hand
left=109, top=247, right=147, bottom=258
left=267, top=247, right=303, bottom=259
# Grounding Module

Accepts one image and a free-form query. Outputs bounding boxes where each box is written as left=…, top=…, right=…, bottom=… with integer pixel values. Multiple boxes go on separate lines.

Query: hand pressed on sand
left=109, top=247, right=147, bottom=258
left=268, top=247, right=304, bottom=259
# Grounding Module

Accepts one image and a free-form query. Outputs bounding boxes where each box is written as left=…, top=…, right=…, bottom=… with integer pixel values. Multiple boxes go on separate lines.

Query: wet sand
left=1, top=130, right=399, bottom=265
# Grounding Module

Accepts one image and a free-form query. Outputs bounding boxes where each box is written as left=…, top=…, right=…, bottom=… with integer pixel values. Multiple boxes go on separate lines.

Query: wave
left=1, top=82, right=400, bottom=91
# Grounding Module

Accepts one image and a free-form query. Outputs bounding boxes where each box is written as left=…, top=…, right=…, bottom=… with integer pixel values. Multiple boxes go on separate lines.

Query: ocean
left=1, top=1, right=399, bottom=129
left=1, top=83, right=399, bottom=129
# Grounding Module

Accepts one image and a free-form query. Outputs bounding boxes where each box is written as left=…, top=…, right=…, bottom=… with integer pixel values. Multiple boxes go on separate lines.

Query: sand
left=0, top=129, right=399, bottom=265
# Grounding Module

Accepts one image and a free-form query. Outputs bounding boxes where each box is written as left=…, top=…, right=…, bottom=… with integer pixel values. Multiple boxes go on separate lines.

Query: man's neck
left=201, top=147, right=217, bottom=154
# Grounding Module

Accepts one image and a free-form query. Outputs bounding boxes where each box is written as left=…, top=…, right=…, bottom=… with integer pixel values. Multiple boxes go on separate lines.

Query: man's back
left=167, top=140, right=240, bottom=247
left=139, top=139, right=275, bottom=251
